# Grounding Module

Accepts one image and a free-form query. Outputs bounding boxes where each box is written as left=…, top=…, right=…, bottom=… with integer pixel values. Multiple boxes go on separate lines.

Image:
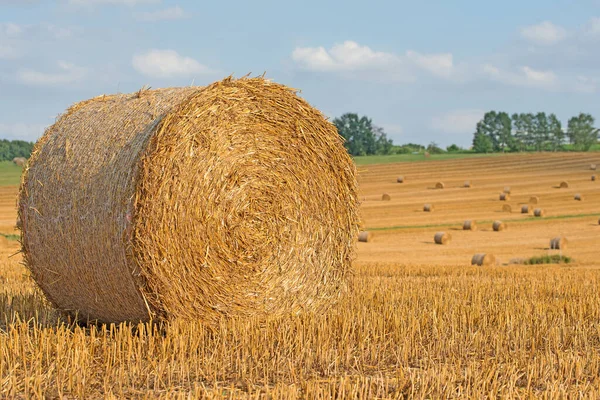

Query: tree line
left=473, top=112, right=598, bottom=153
left=0, top=139, right=34, bottom=161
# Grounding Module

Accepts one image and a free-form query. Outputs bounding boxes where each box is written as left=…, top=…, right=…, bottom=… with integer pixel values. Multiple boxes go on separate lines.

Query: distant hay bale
left=493, top=221, right=507, bottom=231
left=434, top=232, right=451, bottom=245
left=358, top=231, right=372, bottom=243
left=464, top=181, right=471, bottom=188
left=472, top=253, right=495, bottom=266
left=12, top=157, right=26, bottom=167
left=499, top=193, right=510, bottom=201
left=592, top=175, right=596, bottom=182
left=521, top=205, right=530, bottom=214
left=550, top=237, right=568, bottom=250
left=463, top=220, right=477, bottom=231
left=423, top=204, right=434, bottom=212
left=503, top=186, right=511, bottom=194
left=382, top=193, right=391, bottom=201
left=534, top=208, right=545, bottom=217
left=591, top=164, right=597, bottom=171
left=502, top=204, right=512, bottom=212
left=18, top=77, right=360, bottom=325
left=574, top=193, right=584, bottom=201
left=424, top=151, right=430, bottom=158
left=397, top=176, right=404, bottom=183
left=435, top=182, right=445, bottom=189
left=559, top=181, right=569, bottom=188
left=529, top=196, right=539, bottom=204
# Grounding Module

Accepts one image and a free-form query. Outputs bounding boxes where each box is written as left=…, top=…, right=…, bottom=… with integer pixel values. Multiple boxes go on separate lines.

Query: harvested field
left=2, top=152, right=600, bottom=398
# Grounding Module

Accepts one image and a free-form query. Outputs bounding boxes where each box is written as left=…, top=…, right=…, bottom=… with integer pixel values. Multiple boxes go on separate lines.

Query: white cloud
left=16, top=61, right=88, bottom=86
left=292, top=41, right=399, bottom=72
left=132, top=49, right=211, bottom=78
left=406, top=50, right=454, bottom=78
left=292, top=41, right=460, bottom=82
left=584, top=17, right=600, bottom=37
left=0, top=44, right=18, bottom=59
left=0, top=22, right=23, bottom=37
left=520, top=21, right=567, bottom=45
left=431, top=110, right=483, bottom=134
left=68, top=0, right=159, bottom=6
left=135, top=5, right=186, bottom=21
left=483, top=63, right=557, bottom=89
left=0, top=123, right=47, bottom=141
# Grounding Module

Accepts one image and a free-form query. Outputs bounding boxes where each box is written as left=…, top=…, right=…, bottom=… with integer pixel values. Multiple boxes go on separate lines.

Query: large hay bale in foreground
left=472, top=253, right=495, bottom=266
left=18, top=77, right=360, bottom=324
left=463, top=220, right=477, bottom=231
left=550, top=237, right=568, bottom=250
left=358, top=231, right=372, bottom=243
left=434, top=232, right=451, bottom=245
left=493, top=221, right=506, bottom=231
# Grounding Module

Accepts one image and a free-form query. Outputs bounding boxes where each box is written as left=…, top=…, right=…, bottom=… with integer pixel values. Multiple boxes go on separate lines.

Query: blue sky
left=1, top=0, right=600, bottom=147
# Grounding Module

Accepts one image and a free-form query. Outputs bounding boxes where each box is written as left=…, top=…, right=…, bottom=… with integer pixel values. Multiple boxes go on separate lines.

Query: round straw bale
left=503, top=186, right=511, bottom=194
left=435, top=182, right=445, bottom=189
left=591, top=164, right=597, bottom=171
left=521, top=205, right=530, bottom=214
left=382, top=193, right=391, bottom=201
left=434, top=232, right=451, bottom=245
left=574, top=193, right=583, bottom=201
left=424, top=151, right=430, bottom=158
left=502, top=204, right=512, bottom=212
left=592, top=175, right=596, bottom=182
left=529, top=196, right=539, bottom=204
left=18, top=77, right=360, bottom=324
left=534, top=208, right=545, bottom=217
left=550, top=237, right=568, bottom=250
left=397, top=176, right=404, bottom=183
left=464, top=181, right=471, bottom=188
left=499, top=193, right=510, bottom=201
left=493, top=221, right=506, bottom=231
left=559, top=181, right=569, bottom=188
left=471, top=253, right=495, bottom=266
left=463, top=220, right=477, bottom=231
left=423, top=204, right=434, bottom=212
left=12, top=157, right=26, bottom=167
left=358, top=231, right=372, bottom=243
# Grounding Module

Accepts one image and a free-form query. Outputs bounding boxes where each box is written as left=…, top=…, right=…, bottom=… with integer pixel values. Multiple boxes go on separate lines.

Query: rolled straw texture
left=18, top=77, right=360, bottom=324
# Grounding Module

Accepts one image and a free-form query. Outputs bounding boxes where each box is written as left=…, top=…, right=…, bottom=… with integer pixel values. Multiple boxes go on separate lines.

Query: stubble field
left=1, top=153, right=600, bottom=398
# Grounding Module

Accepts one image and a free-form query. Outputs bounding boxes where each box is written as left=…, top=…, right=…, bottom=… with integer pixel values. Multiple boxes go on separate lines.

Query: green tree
left=333, top=113, right=393, bottom=156
left=446, top=144, right=461, bottom=152
left=547, top=114, right=564, bottom=151
left=511, top=113, right=526, bottom=151
left=472, top=133, right=493, bottom=153
left=532, top=112, right=548, bottom=151
left=495, top=112, right=513, bottom=152
left=567, top=113, right=598, bottom=151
